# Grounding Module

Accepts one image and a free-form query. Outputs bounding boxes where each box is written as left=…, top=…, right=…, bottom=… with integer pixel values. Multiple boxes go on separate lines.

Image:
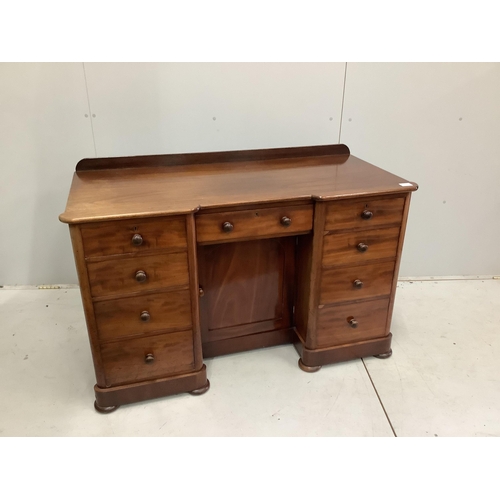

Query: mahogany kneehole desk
left=59, top=144, right=418, bottom=413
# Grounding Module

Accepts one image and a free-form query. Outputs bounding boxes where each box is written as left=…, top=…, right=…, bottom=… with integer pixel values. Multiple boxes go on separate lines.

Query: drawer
left=196, top=205, right=313, bottom=244
left=94, top=289, right=192, bottom=342
left=316, top=298, right=390, bottom=347
left=322, top=226, right=400, bottom=267
left=100, top=330, right=195, bottom=386
left=81, top=216, right=187, bottom=258
left=325, top=196, right=405, bottom=231
left=87, top=252, right=189, bottom=298
left=320, top=261, right=395, bottom=305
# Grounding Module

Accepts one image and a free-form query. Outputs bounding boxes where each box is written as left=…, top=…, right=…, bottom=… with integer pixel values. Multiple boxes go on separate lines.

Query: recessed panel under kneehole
left=198, top=237, right=296, bottom=357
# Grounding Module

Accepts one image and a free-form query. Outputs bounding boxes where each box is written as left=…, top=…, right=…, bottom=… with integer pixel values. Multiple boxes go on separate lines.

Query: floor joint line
left=362, top=358, right=397, bottom=437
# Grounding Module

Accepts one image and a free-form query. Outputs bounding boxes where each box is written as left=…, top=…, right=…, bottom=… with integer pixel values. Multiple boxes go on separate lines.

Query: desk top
left=59, top=144, right=418, bottom=224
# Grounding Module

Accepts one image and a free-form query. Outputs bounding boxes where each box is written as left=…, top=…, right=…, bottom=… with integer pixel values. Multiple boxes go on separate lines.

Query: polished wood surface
left=316, top=298, right=390, bottom=347
left=202, top=328, right=295, bottom=358
left=196, top=205, right=313, bottom=244
left=76, top=144, right=351, bottom=171
left=302, top=202, right=328, bottom=350
left=198, top=238, right=295, bottom=343
left=324, top=195, right=405, bottom=231
left=295, top=333, right=393, bottom=368
left=59, top=144, right=417, bottom=224
left=94, top=364, right=208, bottom=407
left=81, top=216, right=187, bottom=258
left=60, top=143, right=417, bottom=411
left=69, top=225, right=106, bottom=387
left=322, top=226, right=400, bottom=267
left=100, top=330, right=195, bottom=386
left=87, top=251, right=189, bottom=298
left=385, top=193, right=412, bottom=334
left=185, top=213, right=204, bottom=371
left=93, top=289, right=192, bottom=342
left=319, top=261, right=395, bottom=305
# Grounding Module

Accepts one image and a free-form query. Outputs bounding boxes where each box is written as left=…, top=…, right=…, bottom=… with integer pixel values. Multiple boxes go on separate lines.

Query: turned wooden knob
left=361, top=210, right=373, bottom=220
left=145, top=353, right=155, bottom=364
left=135, top=270, right=147, bottom=282
left=348, top=318, right=358, bottom=328
left=353, top=279, right=364, bottom=289
left=199, top=287, right=204, bottom=297
left=140, top=311, right=150, bottom=322
left=222, top=221, right=234, bottom=233
left=280, top=216, right=292, bottom=227
left=357, top=243, right=368, bottom=253
left=132, top=233, right=143, bottom=246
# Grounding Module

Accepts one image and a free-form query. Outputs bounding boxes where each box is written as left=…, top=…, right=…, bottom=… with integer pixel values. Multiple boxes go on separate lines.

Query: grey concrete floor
left=1, top=280, right=499, bottom=436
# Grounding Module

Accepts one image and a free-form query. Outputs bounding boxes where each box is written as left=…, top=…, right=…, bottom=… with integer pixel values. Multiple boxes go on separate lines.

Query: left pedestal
left=65, top=214, right=205, bottom=412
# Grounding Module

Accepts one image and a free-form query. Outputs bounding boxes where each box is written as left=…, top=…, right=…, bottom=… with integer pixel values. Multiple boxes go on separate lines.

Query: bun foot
left=298, top=359, right=322, bottom=373
left=374, top=349, right=393, bottom=359
left=94, top=401, right=119, bottom=414
left=189, top=379, right=210, bottom=396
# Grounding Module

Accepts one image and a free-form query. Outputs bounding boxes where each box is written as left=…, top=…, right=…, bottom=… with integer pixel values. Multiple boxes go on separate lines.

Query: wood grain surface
left=322, top=226, right=400, bottom=267
left=198, top=237, right=295, bottom=343
left=100, top=330, right=195, bottom=387
left=87, top=252, right=189, bottom=298
left=59, top=145, right=417, bottom=224
left=81, top=216, right=187, bottom=258
left=324, top=195, right=405, bottom=231
left=316, top=298, right=390, bottom=347
left=319, top=260, right=395, bottom=305
left=93, top=289, right=192, bottom=342
left=196, top=205, right=313, bottom=244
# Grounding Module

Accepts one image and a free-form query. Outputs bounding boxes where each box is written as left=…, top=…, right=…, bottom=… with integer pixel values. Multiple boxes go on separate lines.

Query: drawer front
left=100, top=330, right=195, bottom=386
left=320, top=261, right=395, bottom=305
left=322, top=226, right=400, bottom=267
left=87, top=252, right=189, bottom=298
left=196, top=205, right=313, bottom=244
left=94, top=290, right=192, bottom=342
left=81, top=216, right=187, bottom=258
left=316, top=298, right=390, bottom=347
left=325, top=196, right=405, bottom=231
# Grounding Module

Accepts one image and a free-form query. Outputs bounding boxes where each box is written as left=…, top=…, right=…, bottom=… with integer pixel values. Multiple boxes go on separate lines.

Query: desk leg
left=298, top=359, right=322, bottom=373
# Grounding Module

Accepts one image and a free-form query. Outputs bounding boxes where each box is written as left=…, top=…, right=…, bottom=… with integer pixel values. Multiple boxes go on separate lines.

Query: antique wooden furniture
left=59, top=144, right=417, bottom=412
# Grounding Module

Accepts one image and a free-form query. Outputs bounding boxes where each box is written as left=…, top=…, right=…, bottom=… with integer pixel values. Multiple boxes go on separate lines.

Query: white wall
left=84, top=63, right=345, bottom=156
left=0, top=63, right=95, bottom=286
left=1, top=62, right=499, bottom=285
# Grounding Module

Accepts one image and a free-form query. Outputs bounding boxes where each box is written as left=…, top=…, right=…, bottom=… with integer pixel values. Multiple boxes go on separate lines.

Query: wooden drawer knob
left=132, top=233, right=143, bottom=246
left=140, top=311, right=151, bottom=322
left=357, top=243, right=368, bottom=253
left=348, top=317, right=358, bottom=328
left=145, top=353, right=155, bottom=364
left=353, top=279, right=364, bottom=289
left=222, top=221, right=234, bottom=233
left=361, top=210, right=373, bottom=220
left=135, top=270, right=147, bottom=283
left=280, top=216, right=292, bottom=227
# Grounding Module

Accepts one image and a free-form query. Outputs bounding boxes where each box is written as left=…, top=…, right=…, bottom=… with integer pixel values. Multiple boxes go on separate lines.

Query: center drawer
left=196, top=205, right=313, bottom=244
